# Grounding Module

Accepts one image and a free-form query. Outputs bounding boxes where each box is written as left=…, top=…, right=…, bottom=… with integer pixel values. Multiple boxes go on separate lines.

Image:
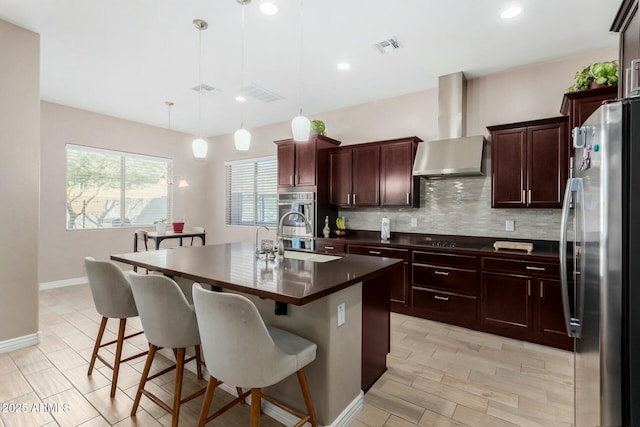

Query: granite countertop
left=316, top=230, right=560, bottom=259
left=111, top=242, right=402, bottom=305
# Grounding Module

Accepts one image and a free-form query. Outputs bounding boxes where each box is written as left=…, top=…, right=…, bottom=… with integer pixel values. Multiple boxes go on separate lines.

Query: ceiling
left=0, top=0, right=621, bottom=138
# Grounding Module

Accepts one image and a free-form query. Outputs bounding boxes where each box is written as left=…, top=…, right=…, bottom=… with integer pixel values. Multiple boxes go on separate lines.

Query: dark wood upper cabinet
left=612, top=0, right=640, bottom=99
left=275, top=135, right=341, bottom=188
left=560, top=86, right=618, bottom=163
left=488, top=117, right=568, bottom=208
left=328, top=136, right=421, bottom=208
left=380, top=138, right=420, bottom=207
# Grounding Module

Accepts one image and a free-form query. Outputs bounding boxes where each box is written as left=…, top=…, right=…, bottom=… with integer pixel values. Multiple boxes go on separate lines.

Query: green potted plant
left=567, top=60, right=618, bottom=92
left=311, top=120, right=326, bottom=136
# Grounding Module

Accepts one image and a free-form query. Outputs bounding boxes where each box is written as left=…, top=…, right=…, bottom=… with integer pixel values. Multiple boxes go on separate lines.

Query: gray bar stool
left=192, top=283, right=318, bottom=427
left=84, top=257, right=148, bottom=398
left=128, top=272, right=206, bottom=427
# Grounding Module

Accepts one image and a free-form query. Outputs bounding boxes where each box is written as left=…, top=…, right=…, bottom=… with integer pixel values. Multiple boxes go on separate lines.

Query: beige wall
left=205, top=47, right=618, bottom=243
left=0, top=20, right=40, bottom=341
left=39, top=102, right=208, bottom=282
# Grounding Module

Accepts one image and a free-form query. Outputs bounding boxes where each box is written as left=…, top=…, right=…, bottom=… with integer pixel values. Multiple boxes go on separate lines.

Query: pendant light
left=233, top=0, right=251, bottom=151
left=291, top=0, right=310, bottom=142
left=165, top=101, right=174, bottom=130
left=192, top=19, right=209, bottom=159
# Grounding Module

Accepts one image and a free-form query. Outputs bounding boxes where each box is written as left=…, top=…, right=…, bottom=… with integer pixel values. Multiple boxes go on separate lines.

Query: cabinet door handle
left=290, top=175, right=294, bottom=186
left=406, top=193, right=410, bottom=204
left=434, top=295, right=449, bottom=301
left=527, top=280, right=531, bottom=296
left=540, top=281, right=544, bottom=298
left=528, top=190, right=532, bottom=203
left=347, top=194, right=351, bottom=205
left=522, top=190, right=526, bottom=203
left=526, top=266, right=546, bottom=271
left=368, top=250, right=382, bottom=255
left=434, top=271, right=449, bottom=276
left=353, top=194, right=357, bottom=204
left=297, top=175, right=300, bottom=184
left=324, top=246, right=334, bottom=250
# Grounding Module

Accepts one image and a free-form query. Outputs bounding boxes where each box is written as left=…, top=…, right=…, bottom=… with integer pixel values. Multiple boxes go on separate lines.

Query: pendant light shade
left=192, top=137, right=208, bottom=158
left=192, top=19, right=208, bottom=159
left=291, top=115, right=311, bottom=141
left=234, top=128, right=251, bottom=151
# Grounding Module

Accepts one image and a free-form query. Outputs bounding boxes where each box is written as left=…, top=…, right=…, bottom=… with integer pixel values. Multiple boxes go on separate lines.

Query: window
left=66, top=144, right=171, bottom=229
left=225, top=156, right=277, bottom=226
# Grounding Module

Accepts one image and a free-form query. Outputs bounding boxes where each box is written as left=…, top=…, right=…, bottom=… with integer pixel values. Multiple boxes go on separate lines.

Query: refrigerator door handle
left=560, top=177, right=583, bottom=338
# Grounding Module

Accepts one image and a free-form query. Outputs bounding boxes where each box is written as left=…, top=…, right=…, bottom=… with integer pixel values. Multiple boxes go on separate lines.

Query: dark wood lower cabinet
left=535, top=278, right=573, bottom=350
left=480, top=272, right=533, bottom=334
left=411, top=288, right=477, bottom=323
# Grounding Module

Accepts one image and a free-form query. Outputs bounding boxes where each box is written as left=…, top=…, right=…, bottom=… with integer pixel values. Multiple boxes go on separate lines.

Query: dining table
left=145, top=230, right=206, bottom=249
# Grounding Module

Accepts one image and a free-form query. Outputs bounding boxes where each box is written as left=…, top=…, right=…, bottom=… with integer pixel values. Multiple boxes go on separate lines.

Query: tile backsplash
left=339, top=175, right=562, bottom=241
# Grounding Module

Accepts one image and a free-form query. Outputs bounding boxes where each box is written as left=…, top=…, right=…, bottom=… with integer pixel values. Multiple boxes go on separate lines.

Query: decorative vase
left=172, top=222, right=185, bottom=233
left=323, top=216, right=331, bottom=238
left=155, top=223, right=167, bottom=234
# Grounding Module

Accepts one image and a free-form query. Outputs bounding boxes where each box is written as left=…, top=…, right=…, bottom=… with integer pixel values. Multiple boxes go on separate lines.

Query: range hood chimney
left=413, top=72, right=486, bottom=177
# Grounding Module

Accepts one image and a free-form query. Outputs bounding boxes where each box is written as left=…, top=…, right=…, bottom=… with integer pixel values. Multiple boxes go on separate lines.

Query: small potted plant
left=311, top=120, right=326, bottom=136
left=567, top=61, right=618, bottom=92
left=154, top=218, right=167, bottom=234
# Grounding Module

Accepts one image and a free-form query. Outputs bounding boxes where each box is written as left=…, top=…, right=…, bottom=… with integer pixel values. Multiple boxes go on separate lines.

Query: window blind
left=225, top=156, right=277, bottom=226
left=66, top=144, right=171, bottom=229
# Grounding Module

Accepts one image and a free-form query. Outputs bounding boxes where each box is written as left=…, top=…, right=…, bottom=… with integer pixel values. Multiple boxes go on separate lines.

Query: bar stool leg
left=110, top=318, right=127, bottom=398
left=250, top=388, right=261, bottom=427
left=297, top=369, right=318, bottom=427
left=131, top=344, right=157, bottom=416
left=198, top=376, right=218, bottom=427
left=195, top=345, right=203, bottom=380
left=172, top=348, right=186, bottom=427
left=88, top=317, right=108, bottom=375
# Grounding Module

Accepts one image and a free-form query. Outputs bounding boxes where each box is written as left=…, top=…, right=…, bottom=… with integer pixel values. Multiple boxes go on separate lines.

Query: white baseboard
left=0, top=331, right=42, bottom=354
left=39, top=276, right=87, bottom=290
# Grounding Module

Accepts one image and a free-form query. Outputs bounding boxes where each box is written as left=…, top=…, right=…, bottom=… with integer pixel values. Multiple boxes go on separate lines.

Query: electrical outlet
left=337, top=303, right=345, bottom=327
left=505, top=220, right=515, bottom=232
left=410, top=218, right=417, bottom=227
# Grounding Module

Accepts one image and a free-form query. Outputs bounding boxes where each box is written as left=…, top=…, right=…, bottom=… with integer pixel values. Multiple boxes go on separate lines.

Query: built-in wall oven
left=277, top=191, right=315, bottom=251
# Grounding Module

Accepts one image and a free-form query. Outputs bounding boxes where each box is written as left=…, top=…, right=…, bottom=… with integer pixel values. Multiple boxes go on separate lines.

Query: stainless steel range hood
left=413, top=72, right=486, bottom=177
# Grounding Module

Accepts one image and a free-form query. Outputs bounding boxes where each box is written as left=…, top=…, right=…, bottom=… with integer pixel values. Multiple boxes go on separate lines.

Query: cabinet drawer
left=482, top=257, right=559, bottom=277
left=411, top=287, right=477, bottom=322
left=315, top=241, right=346, bottom=254
left=413, top=251, right=477, bottom=269
left=412, top=264, right=477, bottom=295
left=347, top=245, right=409, bottom=261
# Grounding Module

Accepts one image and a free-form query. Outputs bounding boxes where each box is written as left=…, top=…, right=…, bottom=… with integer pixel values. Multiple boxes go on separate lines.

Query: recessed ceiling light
left=500, top=6, right=522, bottom=19
left=259, top=2, right=278, bottom=16
left=235, top=96, right=247, bottom=102
left=337, top=62, right=351, bottom=70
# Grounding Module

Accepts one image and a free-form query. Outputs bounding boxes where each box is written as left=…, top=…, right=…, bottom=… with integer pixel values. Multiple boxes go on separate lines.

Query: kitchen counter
left=112, top=242, right=401, bottom=305
left=318, top=230, right=560, bottom=259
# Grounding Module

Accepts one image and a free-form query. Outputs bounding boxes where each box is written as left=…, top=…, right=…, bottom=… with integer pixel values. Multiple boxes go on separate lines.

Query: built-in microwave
left=277, top=191, right=315, bottom=251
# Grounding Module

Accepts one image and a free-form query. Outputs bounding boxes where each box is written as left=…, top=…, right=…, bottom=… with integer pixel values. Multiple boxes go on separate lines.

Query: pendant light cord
left=240, top=5, right=246, bottom=128
left=197, top=25, right=203, bottom=138
left=298, top=0, right=303, bottom=116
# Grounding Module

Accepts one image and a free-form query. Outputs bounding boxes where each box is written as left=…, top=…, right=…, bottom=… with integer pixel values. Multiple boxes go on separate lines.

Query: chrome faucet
left=255, top=225, right=270, bottom=257
left=277, top=210, right=313, bottom=259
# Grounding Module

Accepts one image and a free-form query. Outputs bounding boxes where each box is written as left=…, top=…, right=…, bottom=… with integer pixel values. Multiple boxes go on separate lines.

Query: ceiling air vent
left=191, top=83, right=221, bottom=94
left=240, top=82, right=284, bottom=103
left=374, top=37, right=401, bottom=54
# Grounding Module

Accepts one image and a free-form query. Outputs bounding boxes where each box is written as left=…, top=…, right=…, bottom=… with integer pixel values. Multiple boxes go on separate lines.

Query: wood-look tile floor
left=0, top=285, right=574, bottom=426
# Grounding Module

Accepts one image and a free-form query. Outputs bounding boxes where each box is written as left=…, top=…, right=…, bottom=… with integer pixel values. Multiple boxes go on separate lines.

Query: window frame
left=225, top=155, right=278, bottom=228
left=65, top=144, right=172, bottom=230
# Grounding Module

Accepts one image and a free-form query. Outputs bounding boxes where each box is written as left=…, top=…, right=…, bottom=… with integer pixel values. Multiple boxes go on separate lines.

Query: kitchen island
left=112, top=242, right=402, bottom=426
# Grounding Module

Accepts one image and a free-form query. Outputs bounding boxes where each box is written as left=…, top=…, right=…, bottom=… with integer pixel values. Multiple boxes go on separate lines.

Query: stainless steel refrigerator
left=561, top=97, right=640, bottom=426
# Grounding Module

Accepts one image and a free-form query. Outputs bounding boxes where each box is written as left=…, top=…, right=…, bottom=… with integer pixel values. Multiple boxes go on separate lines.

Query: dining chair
left=133, top=229, right=152, bottom=272
left=192, top=283, right=318, bottom=427
left=84, top=257, right=148, bottom=398
left=128, top=273, right=206, bottom=427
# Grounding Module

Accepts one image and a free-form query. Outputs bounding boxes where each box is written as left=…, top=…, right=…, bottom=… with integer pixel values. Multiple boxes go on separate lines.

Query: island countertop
left=111, top=242, right=402, bottom=305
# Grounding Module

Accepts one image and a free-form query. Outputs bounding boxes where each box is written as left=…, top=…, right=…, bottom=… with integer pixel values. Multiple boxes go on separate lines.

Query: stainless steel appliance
left=277, top=191, right=315, bottom=251
left=560, top=97, right=640, bottom=426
